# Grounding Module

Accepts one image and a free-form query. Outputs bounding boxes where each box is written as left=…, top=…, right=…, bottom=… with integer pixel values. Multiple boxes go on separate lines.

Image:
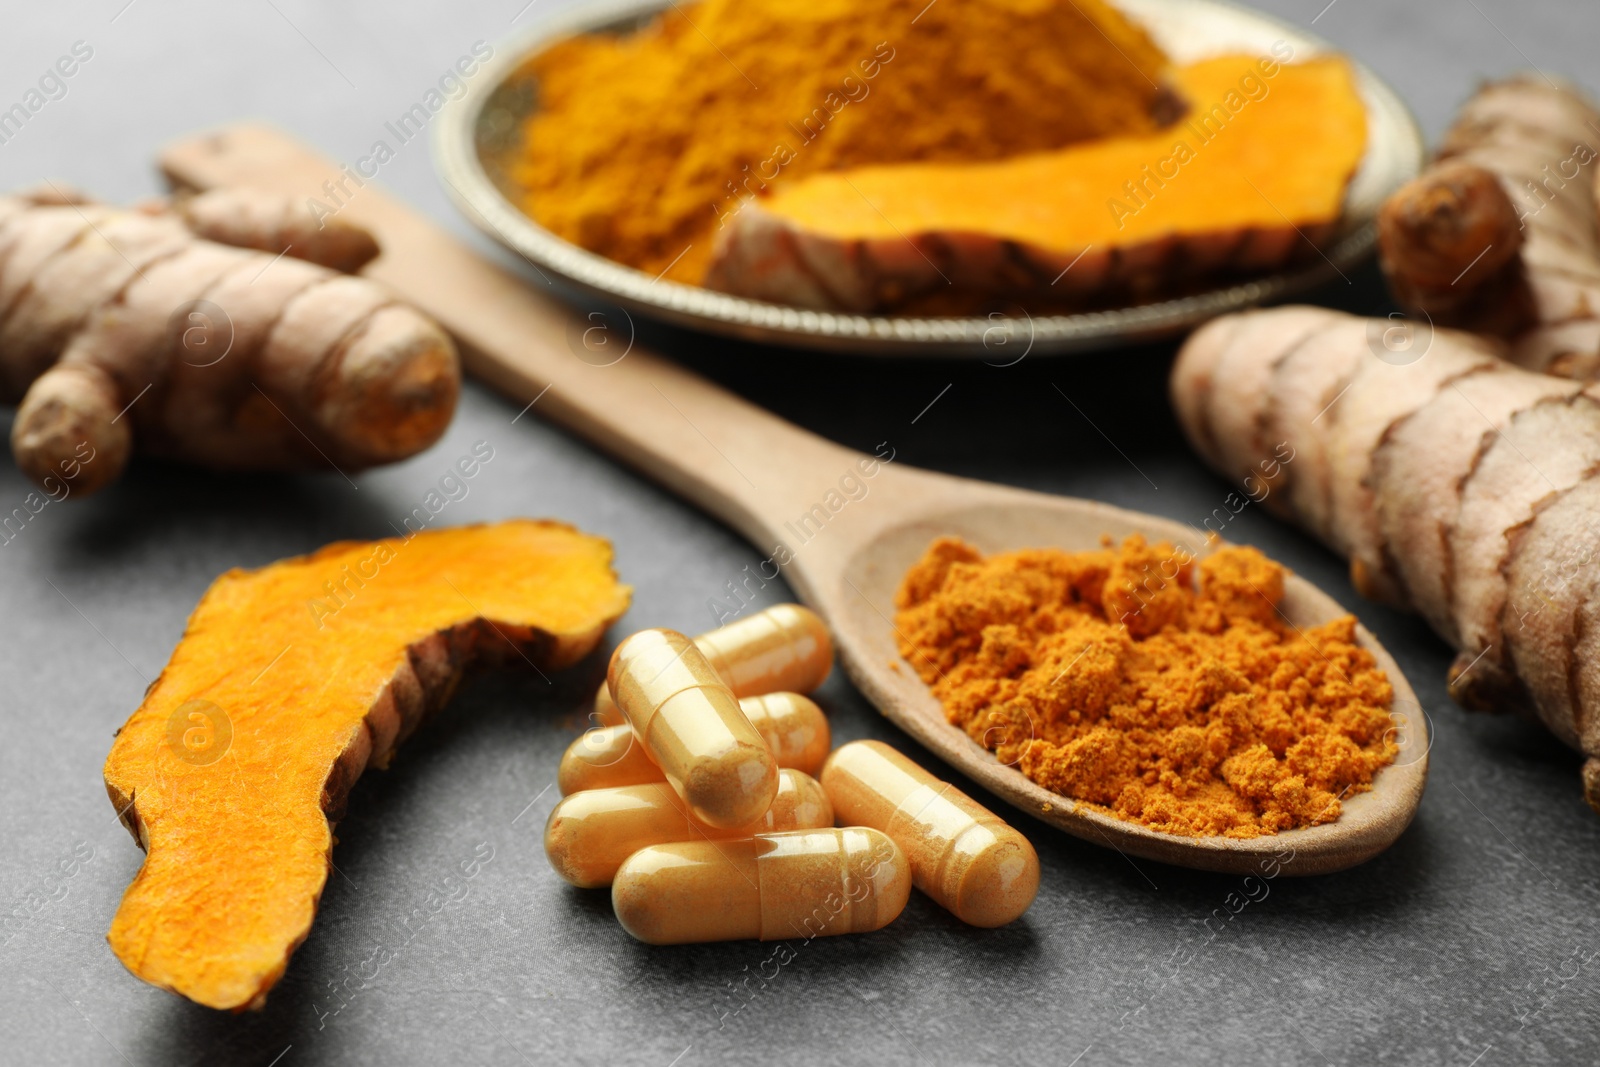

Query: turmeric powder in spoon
left=894, top=536, right=1397, bottom=838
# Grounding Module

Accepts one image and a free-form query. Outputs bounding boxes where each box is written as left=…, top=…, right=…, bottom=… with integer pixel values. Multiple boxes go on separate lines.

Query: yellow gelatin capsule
left=545, top=769, right=832, bottom=888
left=560, top=693, right=830, bottom=795
left=592, top=604, right=833, bottom=726
left=699, top=604, right=834, bottom=698
left=612, top=827, right=911, bottom=945
left=609, top=628, right=778, bottom=828
left=821, top=740, right=1039, bottom=927
left=738, top=692, right=830, bottom=777
left=557, top=724, right=659, bottom=796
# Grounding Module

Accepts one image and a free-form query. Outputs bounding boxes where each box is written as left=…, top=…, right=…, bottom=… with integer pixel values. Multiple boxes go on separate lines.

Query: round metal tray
left=433, top=0, right=1424, bottom=357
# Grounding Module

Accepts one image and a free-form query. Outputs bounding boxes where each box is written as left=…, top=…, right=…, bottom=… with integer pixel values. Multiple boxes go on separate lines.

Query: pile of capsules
left=544, top=603, right=1041, bottom=944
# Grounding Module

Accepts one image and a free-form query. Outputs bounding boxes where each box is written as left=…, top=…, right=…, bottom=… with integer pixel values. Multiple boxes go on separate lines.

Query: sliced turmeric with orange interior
left=706, top=53, right=1369, bottom=312
left=103, top=520, right=630, bottom=1011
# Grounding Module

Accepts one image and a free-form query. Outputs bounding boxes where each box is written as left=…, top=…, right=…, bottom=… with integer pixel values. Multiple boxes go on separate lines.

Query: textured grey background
left=2, top=1, right=1599, bottom=1064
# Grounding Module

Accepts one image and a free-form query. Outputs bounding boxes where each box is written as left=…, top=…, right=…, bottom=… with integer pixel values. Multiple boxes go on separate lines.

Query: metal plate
left=432, top=0, right=1424, bottom=357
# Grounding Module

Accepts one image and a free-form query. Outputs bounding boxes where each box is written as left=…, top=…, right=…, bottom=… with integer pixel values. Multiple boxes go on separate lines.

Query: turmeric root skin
left=0, top=187, right=457, bottom=496
left=11, top=363, right=130, bottom=495
left=175, top=187, right=381, bottom=274
left=1378, top=76, right=1600, bottom=378
left=1378, top=160, right=1527, bottom=329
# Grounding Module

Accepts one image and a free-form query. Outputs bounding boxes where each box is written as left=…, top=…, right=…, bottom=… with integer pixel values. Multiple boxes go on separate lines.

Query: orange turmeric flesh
left=895, top=536, right=1396, bottom=839
left=755, top=54, right=1366, bottom=252
left=704, top=53, right=1369, bottom=312
left=103, top=520, right=630, bottom=1010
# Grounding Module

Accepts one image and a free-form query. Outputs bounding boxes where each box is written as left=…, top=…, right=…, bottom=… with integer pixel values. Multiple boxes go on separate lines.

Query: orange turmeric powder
left=895, top=536, right=1397, bottom=838
left=515, top=0, right=1173, bottom=283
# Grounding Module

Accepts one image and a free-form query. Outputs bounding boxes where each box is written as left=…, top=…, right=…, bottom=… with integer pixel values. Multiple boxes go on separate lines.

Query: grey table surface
left=3, top=1, right=1599, bottom=1064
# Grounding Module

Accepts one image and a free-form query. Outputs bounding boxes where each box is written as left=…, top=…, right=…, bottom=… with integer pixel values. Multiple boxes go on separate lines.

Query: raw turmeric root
left=1377, top=76, right=1600, bottom=376
left=171, top=187, right=381, bottom=274
left=1171, top=305, right=1600, bottom=810
left=103, top=520, right=631, bottom=1010
left=1, top=185, right=457, bottom=497
left=704, top=54, right=1367, bottom=313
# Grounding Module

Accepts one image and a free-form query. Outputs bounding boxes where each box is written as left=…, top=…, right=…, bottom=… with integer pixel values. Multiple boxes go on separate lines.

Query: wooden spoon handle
left=159, top=124, right=857, bottom=548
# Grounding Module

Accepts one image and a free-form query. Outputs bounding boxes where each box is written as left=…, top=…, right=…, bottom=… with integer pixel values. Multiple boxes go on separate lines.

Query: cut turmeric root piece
left=103, top=520, right=631, bottom=1011
left=705, top=54, right=1368, bottom=312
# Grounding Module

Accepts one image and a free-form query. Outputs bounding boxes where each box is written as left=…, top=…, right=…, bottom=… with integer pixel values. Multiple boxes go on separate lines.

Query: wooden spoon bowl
left=160, top=126, right=1427, bottom=876
left=820, top=487, right=1427, bottom=876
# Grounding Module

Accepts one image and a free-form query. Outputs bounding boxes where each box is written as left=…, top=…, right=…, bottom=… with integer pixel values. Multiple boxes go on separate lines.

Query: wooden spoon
left=159, top=125, right=1427, bottom=876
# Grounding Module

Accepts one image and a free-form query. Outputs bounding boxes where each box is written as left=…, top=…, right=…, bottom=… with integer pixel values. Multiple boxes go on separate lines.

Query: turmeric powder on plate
left=895, top=536, right=1397, bottom=838
left=515, top=0, right=1172, bottom=284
